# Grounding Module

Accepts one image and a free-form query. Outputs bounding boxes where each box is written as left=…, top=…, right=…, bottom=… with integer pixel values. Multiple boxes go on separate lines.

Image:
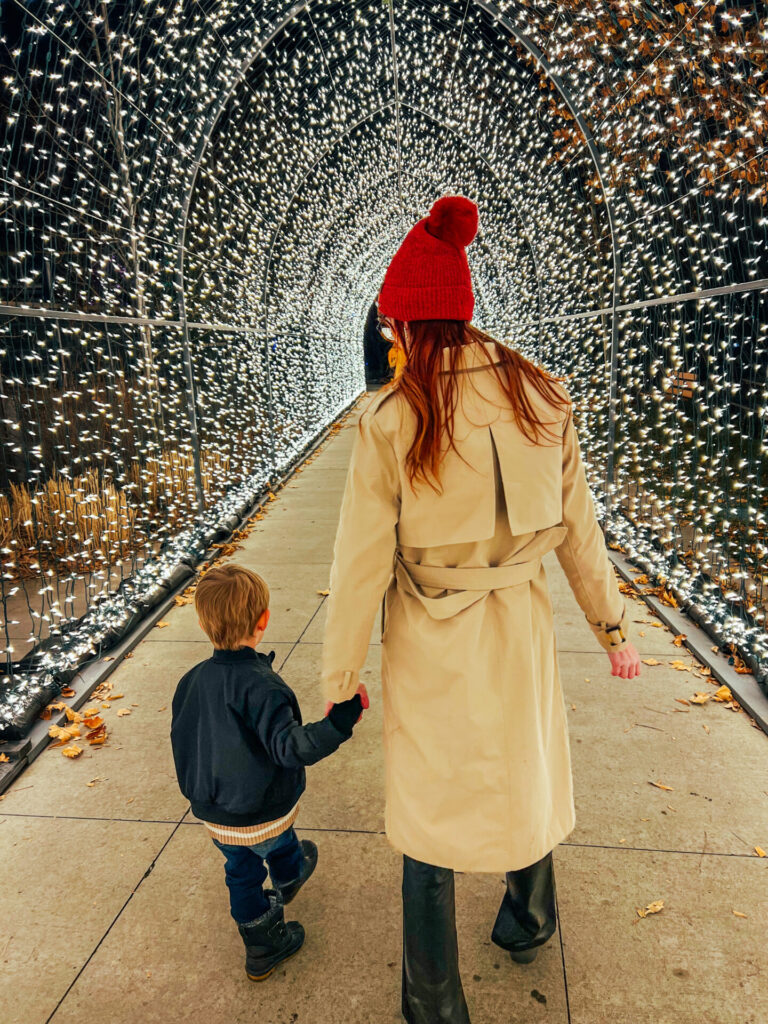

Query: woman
left=321, top=195, right=641, bottom=1024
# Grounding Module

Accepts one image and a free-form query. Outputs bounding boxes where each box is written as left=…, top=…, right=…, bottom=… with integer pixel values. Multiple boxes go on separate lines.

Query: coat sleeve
left=321, top=403, right=401, bottom=703
left=554, top=404, right=631, bottom=653
left=254, top=689, right=350, bottom=768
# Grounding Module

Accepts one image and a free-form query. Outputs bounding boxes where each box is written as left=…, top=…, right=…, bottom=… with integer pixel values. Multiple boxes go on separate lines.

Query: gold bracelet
left=605, top=623, right=627, bottom=646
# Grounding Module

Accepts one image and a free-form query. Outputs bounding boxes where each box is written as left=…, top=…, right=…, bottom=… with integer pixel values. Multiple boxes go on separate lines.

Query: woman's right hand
left=607, top=641, right=641, bottom=679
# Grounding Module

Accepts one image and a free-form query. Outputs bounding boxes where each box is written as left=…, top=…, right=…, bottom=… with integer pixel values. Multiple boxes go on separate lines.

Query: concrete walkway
left=1, top=397, right=767, bottom=1024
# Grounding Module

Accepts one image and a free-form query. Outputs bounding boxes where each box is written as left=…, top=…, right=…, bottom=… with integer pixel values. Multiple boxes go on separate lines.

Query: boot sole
left=509, top=947, right=538, bottom=964
left=246, top=941, right=303, bottom=982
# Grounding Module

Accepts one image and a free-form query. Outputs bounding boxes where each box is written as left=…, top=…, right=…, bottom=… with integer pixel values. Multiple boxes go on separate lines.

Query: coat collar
left=211, top=647, right=276, bottom=665
left=439, top=340, right=502, bottom=374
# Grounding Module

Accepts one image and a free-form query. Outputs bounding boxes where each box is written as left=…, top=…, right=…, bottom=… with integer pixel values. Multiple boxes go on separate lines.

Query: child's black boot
left=237, top=890, right=305, bottom=981
left=274, top=839, right=318, bottom=904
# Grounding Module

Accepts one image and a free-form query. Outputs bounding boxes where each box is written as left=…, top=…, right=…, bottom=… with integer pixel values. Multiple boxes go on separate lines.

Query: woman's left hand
left=325, top=683, right=370, bottom=723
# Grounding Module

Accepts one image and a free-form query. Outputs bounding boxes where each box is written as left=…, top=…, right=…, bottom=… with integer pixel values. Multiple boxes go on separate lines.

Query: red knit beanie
left=377, top=196, right=478, bottom=322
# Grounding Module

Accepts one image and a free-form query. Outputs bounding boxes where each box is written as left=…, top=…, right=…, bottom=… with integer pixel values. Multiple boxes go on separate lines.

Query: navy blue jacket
left=170, top=647, right=352, bottom=827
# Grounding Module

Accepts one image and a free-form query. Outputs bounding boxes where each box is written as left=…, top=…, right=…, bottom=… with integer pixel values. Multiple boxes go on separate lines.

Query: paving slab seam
left=0, top=810, right=183, bottom=824
left=560, top=840, right=766, bottom=859
left=554, top=888, right=573, bottom=1024
left=272, top=594, right=332, bottom=673
left=44, top=811, right=190, bottom=1024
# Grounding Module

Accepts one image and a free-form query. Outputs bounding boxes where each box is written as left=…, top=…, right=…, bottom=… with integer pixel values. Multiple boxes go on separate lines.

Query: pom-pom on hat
left=377, top=195, right=478, bottom=322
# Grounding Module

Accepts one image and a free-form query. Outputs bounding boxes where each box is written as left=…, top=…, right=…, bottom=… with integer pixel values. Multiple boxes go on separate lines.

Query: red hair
left=366, top=319, right=571, bottom=495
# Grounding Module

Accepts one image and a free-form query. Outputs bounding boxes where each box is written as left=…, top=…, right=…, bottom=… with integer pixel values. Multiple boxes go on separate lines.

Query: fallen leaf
left=674, top=698, right=690, bottom=707
left=755, top=847, right=766, bottom=858
left=157, top=706, right=167, bottom=712
left=108, top=694, right=124, bottom=701
left=733, top=910, right=748, bottom=918
left=570, top=704, right=577, bottom=710
left=689, top=692, right=711, bottom=704
left=640, top=817, right=650, bottom=821
left=116, top=708, right=131, bottom=717
left=317, top=589, right=330, bottom=596
left=103, top=656, right=114, bottom=662
left=126, top=797, right=135, bottom=804
left=672, top=634, right=687, bottom=647
left=642, top=658, right=661, bottom=666
left=49, top=723, right=81, bottom=742
left=636, top=899, right=664, bottom=918
left=124, top=652, right=134, bottom=659
left=0, top=753, right=9, bottom=763
left=61, top=745, right=83, bottom=759
left=83, top=716, right=103, bottom=729
left=87, top=724, right=108, bottom=745
left=702, top=724, right=710, bottom=734
left=83, top=707, right=99, bottom=717
left=102, top=702, right=111, bottom=709
left=64, top=707, right=83, bottom=724
left=712, top=685, right=733, bottom=702
left=649, top=780, right=674, bottom=792
left=61, top=687, right=76, bottom=698
left=155, top=621, right=170, bottom=629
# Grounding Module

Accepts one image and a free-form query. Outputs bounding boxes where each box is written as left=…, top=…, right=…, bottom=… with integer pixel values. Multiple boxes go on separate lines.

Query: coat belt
left=397, top=553, right=543, bottom=592
left=389, top=524, right=569, bottom=623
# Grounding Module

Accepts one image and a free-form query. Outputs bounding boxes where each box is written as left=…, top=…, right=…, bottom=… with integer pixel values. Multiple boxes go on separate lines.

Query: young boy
left=170, top=563, right=366, bottom=981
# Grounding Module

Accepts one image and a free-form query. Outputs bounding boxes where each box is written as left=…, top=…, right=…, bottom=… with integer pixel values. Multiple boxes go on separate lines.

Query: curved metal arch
left=302, top=167, right=539, bottom=356
left=176, top=0, right=621, bottom=507
left=282, top=104, right=544, bottom=331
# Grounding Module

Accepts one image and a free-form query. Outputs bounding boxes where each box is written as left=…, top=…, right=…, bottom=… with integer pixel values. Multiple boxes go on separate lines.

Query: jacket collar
left=439, top=340, right=501, bottom=374
left=211, top=647, right=260, bottom=664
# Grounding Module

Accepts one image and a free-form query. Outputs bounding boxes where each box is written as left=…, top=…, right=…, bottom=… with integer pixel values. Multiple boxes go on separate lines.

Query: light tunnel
left=0, top=0, right=767, bottom=740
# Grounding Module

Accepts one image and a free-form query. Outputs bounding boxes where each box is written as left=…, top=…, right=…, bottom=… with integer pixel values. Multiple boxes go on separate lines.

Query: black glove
left=327, top=693, right=364, bottom=736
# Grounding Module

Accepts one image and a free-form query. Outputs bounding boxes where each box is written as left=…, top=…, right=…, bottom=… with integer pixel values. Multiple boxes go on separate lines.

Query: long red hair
left=367, top=319, right=571, bottom=495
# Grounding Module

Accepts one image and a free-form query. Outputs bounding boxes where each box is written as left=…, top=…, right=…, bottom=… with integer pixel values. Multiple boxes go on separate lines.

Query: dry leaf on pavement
left=755, top=847, right=766, bottom=858
left=648, top=780, right=674, bottom=791
left=642, top=658, right=661, bottom=666
left=87, top=724, right=108, bottom=745
left=116, top=708, right=131, bottom=717
left=636, top=899, right=664, bottom=918
left=61, top=745, right=83, bottom=759
left=733, top=911, right=747, bottom=918
left=317, top=589, right=330, bottom=596
left=49, top=724, right=80, bottom=743
left=712, top=685, right=733, bottom=702
left=155, top=621, right=170, bottom=629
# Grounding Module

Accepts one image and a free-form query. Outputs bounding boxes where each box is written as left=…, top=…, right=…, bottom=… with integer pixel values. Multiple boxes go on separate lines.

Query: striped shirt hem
left=202, top=802, right=300, bottom=847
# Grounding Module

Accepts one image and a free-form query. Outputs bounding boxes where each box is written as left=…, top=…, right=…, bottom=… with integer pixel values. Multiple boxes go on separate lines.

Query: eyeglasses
left=377, top=316, right=395, bottom=341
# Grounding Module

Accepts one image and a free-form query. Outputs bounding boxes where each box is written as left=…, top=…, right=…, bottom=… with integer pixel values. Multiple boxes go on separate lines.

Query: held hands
left=608, top=641, right=641, bottom=680
left=325, top=684, right=370, bottom=733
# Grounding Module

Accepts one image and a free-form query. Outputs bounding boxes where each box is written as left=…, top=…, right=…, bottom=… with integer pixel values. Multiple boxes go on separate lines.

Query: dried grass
left=0, top=447, right=230, bottom=579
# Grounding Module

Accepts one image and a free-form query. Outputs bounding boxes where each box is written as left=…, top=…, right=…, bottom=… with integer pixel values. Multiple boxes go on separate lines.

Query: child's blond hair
left=194, top=564, right=270, bottom=649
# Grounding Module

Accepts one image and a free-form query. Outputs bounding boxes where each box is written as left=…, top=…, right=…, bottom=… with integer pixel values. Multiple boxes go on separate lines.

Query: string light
left=0, top=0, right=766, bottom=738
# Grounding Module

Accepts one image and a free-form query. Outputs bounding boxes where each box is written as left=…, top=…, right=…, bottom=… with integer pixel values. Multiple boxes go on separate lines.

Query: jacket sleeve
left=554, top=404, right=631, bottom=652
left=321, top=403, right=401, bottom=703
left=254, top=690, right=350, bottom=768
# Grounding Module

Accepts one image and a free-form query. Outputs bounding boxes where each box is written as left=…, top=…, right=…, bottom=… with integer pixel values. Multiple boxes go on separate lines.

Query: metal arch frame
left=473, top=0, right=621, bottom=512
left=176, top=0, right=621, bottom=507
left=175, top=0, right=308, bottom=511
left=286, top=102, right=545, bottom=331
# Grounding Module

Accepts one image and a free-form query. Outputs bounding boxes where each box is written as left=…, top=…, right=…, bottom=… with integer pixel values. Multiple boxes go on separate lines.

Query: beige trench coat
left=321, top=340, right=631, bottom=872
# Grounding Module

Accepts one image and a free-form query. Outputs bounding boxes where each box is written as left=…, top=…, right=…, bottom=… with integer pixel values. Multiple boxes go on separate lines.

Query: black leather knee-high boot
left=401, top=855, right=471, bottom=1024
left=491, top=850, right=557, bottom=957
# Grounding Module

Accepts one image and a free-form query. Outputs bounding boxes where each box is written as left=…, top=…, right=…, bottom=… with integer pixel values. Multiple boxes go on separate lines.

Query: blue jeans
left=212, top=826, right=304, bottom=924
